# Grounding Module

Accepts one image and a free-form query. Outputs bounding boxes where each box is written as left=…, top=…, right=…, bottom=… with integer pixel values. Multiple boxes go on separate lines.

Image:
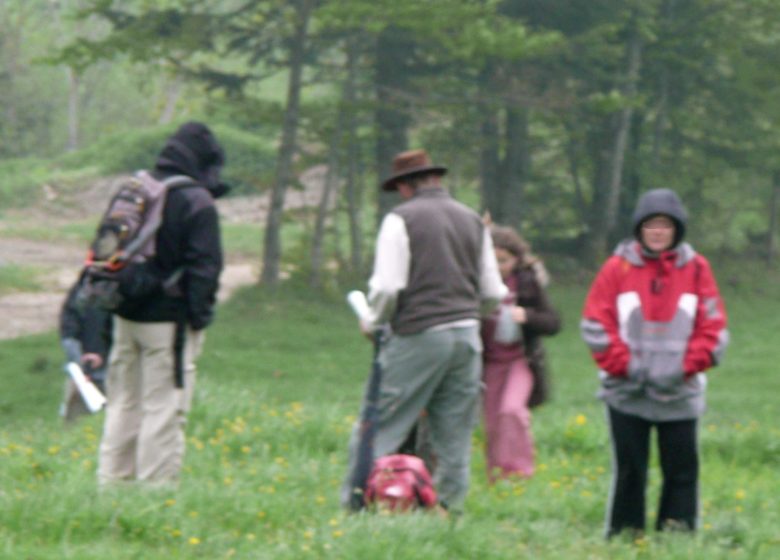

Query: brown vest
left=391, top=188, right=484, bottom=335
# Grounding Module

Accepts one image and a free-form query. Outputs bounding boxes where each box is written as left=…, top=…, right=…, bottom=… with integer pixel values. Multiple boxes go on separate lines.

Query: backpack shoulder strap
left=119, top=172, right=194, bottom=260
left=161, top=174, right=198, bottom=189
left=134, top=170, right=196, bottom=189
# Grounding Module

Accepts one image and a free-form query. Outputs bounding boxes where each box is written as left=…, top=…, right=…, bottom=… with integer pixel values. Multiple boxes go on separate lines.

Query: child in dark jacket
left=480, top=225, right=561, bottom=481
left=59, top=274, right=113, bottom=423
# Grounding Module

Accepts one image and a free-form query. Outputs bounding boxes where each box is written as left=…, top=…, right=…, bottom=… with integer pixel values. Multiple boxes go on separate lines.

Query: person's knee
left=615, top=465, right=646, bottom=487
left=664, top=468, right=697, bottom=486
left=499, top=408, right=531, bottom=429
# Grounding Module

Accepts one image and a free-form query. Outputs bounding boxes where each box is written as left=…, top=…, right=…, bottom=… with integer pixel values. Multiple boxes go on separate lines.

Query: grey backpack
left=76, top=171, right=192, bottom=311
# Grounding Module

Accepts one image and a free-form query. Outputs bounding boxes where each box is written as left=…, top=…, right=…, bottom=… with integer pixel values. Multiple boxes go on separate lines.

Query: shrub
left=56, top=123, right=277, bottom=196
left=0, top=123, right=277, bottom=210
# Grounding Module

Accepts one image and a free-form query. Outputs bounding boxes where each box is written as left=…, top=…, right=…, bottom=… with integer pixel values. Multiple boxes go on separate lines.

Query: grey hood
left=632, top=188, right=688, bottom=248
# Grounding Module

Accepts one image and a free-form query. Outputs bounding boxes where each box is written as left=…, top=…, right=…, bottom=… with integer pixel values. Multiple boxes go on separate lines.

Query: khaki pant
left=98, top=317, right=204, bottom=486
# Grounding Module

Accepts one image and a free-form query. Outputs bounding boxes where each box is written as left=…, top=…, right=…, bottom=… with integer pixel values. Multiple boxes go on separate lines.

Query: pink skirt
left=482, top=357, right=535, bottom=481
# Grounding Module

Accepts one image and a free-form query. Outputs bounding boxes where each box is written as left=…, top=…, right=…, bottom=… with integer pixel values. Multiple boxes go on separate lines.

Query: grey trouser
left=342, top=325, right=482, bottom=510
left=98, top=317, right=203, bottom=486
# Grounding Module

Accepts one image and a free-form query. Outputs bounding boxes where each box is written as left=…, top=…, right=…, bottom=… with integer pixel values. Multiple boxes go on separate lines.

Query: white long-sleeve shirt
left=364, top=212, right=507, bottom=331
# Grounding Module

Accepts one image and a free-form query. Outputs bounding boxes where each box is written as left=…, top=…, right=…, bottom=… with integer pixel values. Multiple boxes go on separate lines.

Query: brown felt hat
left=381, top=149, right=448, bottom=191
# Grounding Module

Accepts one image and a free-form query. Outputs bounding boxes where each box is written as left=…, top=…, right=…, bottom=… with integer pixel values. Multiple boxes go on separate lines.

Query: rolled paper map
left=66, top=362, right=107, bottom=413
left=346, top=290, right=371, bottom=323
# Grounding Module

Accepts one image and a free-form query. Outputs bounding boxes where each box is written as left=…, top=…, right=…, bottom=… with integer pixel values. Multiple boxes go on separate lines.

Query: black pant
left=606, top=406, right=698, bottom=537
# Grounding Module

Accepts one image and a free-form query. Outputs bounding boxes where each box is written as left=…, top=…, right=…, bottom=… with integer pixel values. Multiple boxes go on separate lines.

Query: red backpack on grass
left=364, top=454, right=437, bottom=511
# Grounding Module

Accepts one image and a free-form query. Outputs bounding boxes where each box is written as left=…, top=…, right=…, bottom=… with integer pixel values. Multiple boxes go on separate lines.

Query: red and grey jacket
left=581, top=240, right=729, bottom=421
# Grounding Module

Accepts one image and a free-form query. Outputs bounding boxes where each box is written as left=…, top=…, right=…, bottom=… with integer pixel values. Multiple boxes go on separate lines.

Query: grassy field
left=1, top=275, right=779, bottom=559
left=0, top=264, right=45, bottom=296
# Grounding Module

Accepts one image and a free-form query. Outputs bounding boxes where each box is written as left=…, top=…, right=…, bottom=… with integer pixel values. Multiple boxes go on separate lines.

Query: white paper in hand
left=66, top=362, right=107, bottom=413
left=494, top=304, right=522, bottom=344
left=346, top=290, right=371, bottom=323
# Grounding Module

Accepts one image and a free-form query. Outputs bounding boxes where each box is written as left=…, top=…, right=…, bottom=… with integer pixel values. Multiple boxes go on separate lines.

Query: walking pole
left=346, top=291, right=383, bottom=511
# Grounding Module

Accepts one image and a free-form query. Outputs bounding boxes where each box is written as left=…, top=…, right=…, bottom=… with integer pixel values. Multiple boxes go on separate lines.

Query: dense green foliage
left=1, top=278, right=778, bottom=558
left=0, top=158, right=58, bottom=207
left=4, top=0, right=780, bottom=271
left=0, top=124, right=277, bottom=210
left=55, top=124, right=278, bottom=195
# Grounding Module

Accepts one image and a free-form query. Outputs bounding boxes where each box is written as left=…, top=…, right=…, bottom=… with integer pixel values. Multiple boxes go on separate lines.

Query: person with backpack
left=580, top=188, right=729, bottom=537
left=59, top=272, right=113, bottom=423
left=97, top=122, right=227, bottom=487
left=480, top=224, right=560, bottom=481
left=341, top=149, right=507, bottom=512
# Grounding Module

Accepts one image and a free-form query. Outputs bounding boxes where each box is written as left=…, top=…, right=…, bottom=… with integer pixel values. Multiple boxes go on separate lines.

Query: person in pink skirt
left=480, top=225, right=561, bottom=481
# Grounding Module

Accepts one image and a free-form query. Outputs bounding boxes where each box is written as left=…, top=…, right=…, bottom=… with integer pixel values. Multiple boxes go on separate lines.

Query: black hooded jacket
left=115, top=122, right=226, bottom=330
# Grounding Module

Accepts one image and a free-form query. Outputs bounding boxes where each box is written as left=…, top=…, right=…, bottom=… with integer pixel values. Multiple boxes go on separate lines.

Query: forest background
left=2, top=1, right=780, bottom=558
left=3, top=0, right=780, bottom=281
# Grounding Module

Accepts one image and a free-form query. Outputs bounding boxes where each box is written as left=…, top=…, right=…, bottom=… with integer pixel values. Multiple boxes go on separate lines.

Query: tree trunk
left=344, top=37, right=364, bottom=273
left=66, top=67, right=80, bottom=151
left=480, top=111, right=501, bottom=222
left=604, top=29, right=642, bottom=241
left=374, top=27, right=411, bottom=224
left=652, top=68, right=669, bottom=168
left=652, top=0, right=676, bottom=168
left=310, top=120, right=343, bottom=288
left=479, top=66, right=501, bottom=221
left=260, top=0, right=312, bottom=286
left=584, top=125, right=615, bottom=261
left=615, top=111, right=645, bottom=237
left=565, top=121, right=590, bottom=230
left=585, top=23, right=643, bottom=262
left=499, top=106, right=530, bottom=231
left=346, top=143, right=364, bottom=273
left=158, top=72, right=183, bottom=125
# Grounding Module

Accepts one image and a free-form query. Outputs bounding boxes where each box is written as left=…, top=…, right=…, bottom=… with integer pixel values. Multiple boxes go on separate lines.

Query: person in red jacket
left=581, top=188, right=729, bottom=538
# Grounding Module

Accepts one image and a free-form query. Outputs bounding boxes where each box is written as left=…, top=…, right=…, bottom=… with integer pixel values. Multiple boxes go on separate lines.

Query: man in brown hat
left=342, top=149, right=507, bottom=512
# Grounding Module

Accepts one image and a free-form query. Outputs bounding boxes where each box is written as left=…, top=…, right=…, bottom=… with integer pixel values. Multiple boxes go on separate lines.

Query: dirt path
left=0, top=237, right=258, bottom=340
left=0, top=221, right=260, bottom=342
left=0, top=166, right=331, bottom=340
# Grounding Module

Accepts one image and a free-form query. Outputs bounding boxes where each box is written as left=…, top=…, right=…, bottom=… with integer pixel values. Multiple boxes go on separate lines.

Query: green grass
left=0, top=217, right=96, bottom=245
left=0, top=158, right=53, bottom=208
left=0, top=278, right=778, bottom=559
left=221, top=224, right=264, bottom=262
left=0, top=264, right=45, bottom=296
